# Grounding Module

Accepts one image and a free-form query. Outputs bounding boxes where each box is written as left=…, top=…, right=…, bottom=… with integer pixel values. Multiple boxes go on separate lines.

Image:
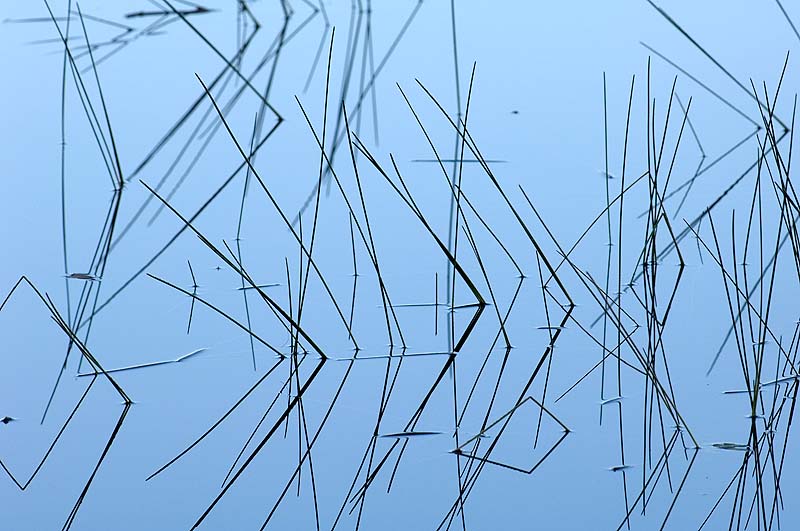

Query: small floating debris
left=712, top=442, right=749, bottom=451
left=237, top=283, right=279, bottom=291
left=536, top=325, right=565, bottom=331
left=66, top=273, right=100, bottom=281
left=608, top=464, right=634, bottom=472
left=0, top=416, right=16, bottom=425
left=380, top=431, right=442, bottom=439
left=598, top=169, right=616, bottom=179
